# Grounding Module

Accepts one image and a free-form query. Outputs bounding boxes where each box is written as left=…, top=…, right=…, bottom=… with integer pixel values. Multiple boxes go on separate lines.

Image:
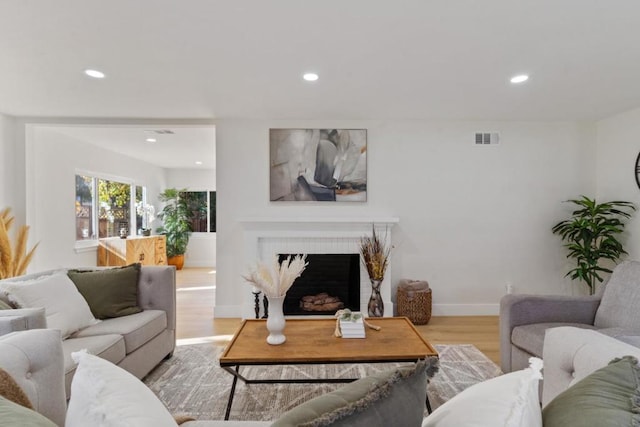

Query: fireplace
left=239, top=217, right=398, bottom=318
left=279, top=253, right=360, bottom=315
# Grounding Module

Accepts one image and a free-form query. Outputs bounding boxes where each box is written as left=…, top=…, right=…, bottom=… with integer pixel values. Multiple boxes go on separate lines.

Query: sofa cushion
left=0, top=272, right=99, bottom=338
left=62, top=334, right=125, bottom=396
left=0, top=396, right=57, bottom=427
left=511, top=322, right=597, bottom=356
left=66, top=350, right=178, bottom=427
left=68, top=263, right=143, bottom=319
left=595, top=261, right=640, bottom=329
left=72, top=309, right=166, bottom=354
left=272, top=359, right=435, bottom=427
left=542, top=356, right=640, bottom=426
left=422, top=358, right=543, bottom=427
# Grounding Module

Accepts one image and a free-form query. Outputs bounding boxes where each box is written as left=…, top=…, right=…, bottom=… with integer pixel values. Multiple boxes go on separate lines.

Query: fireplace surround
left=240, top=217, right=399, bottom=319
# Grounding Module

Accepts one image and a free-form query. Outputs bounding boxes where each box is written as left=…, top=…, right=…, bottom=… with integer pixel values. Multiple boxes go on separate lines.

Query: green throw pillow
left=0, top=396, right=57, bottom=427
left=542, top=356, right=640, bottom=427
left=271, top=358, right=438, bottom=427
left=67, top=264, right=142, bottom=319
left=0, top=299, right=12, bottom=310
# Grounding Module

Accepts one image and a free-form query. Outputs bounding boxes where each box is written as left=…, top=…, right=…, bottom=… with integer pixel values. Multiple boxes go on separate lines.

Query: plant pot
left=167, top=255, right=185, bottom=270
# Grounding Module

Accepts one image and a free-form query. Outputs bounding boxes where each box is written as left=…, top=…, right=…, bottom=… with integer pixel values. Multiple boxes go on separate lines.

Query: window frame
left=74, top=170, right=147, bottom=252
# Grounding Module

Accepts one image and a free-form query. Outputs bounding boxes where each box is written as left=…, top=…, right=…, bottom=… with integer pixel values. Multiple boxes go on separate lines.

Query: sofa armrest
left=542, top=327, right=640, bottom=407
left=0, top=329, right=67, bottom=426
left=499, top=294, right=601, bottom=372
left=137, top=266, right=176, bottom=332
left=0, top=307, right=46, bottom=335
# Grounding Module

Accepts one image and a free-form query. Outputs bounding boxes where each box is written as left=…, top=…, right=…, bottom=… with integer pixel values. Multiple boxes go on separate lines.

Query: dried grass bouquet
left=360, top=226, right=390, bottom=281
left=243, top=254, right=308, bottom=297
left=0, top=208, right=39, bottom=279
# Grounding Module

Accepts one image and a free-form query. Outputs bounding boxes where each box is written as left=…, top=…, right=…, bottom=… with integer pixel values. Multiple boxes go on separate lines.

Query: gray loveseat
left=500, top=260, right=640, bottom=372
left=0, top=265, right=176, bottom=397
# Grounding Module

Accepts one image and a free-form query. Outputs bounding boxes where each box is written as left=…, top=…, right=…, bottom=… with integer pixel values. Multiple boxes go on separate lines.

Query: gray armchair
left=500, top=260, right=640, bottom=373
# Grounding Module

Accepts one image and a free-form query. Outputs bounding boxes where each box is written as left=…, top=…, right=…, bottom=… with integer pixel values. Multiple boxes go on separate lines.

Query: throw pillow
left=67, top=263, right=142, bottom=319
left=421, top=357, right=543, bottom=427
left=0, top=368, right=33, bottom=409
left=542, top=356, right=640, bottom=426
left=0, top=299, right=11, bottom=310
left=0, top=273, right=98, bottom=339
left=272, top=358, right=438, bottom=427
left=65, top=350, right=178, bottom=427
left=0, top=396, right=57, bottom=427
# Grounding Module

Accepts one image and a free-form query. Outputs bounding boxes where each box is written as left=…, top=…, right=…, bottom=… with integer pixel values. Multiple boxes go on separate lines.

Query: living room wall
left=215, top=119, right=596, bottom=317
left=26, top=126, right=167, bottom=271
left=0, top=114, right=25, bottom=224
left=166, top=168, right=217, bottom=268
left=596, top=107, right=640, bottom=259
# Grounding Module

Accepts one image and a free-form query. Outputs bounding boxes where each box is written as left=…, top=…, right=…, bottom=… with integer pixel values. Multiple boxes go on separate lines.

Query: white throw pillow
left=422, top=358, right=543, bottom=427
left=65, top=350, right=177, bottom=427
left=0, top=272, right=98, bottom=338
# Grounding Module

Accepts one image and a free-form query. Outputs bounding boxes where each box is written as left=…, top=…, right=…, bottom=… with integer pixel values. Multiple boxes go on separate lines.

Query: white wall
left=26, top=126, right=167, bottom=270
left=216, top=119, right=596, bottom=317
left=165, top=168, right=216, bottom=267
left=596, top=107, right=640, bottom=259
left=0, top=114, right=26, bottom=223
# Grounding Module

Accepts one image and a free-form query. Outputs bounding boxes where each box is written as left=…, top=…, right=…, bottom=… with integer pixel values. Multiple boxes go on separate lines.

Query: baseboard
left=431, top=304, right=499, bottom=316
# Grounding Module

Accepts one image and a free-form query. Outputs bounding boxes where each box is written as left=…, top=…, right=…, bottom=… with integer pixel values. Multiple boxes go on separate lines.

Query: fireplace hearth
left=280, top=253, right=360, bottom=315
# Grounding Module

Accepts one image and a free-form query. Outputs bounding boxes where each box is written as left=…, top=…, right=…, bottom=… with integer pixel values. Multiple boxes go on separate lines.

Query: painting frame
left=269, top=129, right=367, bottom=202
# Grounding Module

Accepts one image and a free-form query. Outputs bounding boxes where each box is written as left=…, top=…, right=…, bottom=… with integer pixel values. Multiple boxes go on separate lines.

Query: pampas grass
left=360, top=226, right=390, bottom=281
left=243, top=254, right=308, bottom=297
left=0, top=208, right=38, bottom=279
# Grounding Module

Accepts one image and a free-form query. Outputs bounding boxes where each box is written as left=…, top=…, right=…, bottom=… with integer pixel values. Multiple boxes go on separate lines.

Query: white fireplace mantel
left=239, top=217, right=399, bottom=319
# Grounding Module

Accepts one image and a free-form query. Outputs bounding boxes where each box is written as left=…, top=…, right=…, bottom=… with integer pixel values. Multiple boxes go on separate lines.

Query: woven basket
left=397, top=288, right=432, bottom=325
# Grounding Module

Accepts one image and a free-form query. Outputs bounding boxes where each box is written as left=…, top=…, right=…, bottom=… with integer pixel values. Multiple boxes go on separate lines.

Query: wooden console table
left=97, top=235, right=167, bottom=266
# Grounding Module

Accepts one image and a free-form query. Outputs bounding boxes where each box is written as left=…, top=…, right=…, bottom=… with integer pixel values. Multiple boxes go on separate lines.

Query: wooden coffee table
left=219, top=317, right=438, bottom=420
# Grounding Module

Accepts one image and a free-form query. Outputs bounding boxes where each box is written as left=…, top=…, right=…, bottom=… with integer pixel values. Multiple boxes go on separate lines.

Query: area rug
left=143, top=343, right=501, bottom=421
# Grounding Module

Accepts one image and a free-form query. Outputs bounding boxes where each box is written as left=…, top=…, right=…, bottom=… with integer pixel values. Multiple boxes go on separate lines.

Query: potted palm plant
left=552, top=195, right=635, bottom=295
left=156, top=188, right=206, bottom=270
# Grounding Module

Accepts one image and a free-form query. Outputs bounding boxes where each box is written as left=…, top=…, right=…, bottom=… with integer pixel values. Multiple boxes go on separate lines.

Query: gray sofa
left=500, top=260, right=640, bottom=373
left=0, top=265, right=177, bottom=397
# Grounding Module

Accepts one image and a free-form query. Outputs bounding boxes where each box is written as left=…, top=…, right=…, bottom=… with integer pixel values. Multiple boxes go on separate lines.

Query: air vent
left=146, top=129, right=175, bottom=135
left=474, top=132, right=499, bottom=145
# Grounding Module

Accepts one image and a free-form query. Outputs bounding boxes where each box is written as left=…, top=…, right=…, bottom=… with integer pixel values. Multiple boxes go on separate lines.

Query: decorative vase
left=266, top=295, right=286, bottom=345
left=368, top=279, right=384, bottom=317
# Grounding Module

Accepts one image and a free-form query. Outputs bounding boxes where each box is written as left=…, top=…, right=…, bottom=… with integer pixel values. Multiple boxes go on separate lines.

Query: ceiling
left=1, top=1, right=640, bottom=123
left=41, top=125, right=216, bottom=170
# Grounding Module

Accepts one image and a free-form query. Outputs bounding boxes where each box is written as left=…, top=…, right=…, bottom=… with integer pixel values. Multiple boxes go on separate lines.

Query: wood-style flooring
left=175, top=267, right=500, bottom=365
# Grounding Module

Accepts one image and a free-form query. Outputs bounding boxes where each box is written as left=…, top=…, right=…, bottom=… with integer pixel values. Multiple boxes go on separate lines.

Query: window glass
left=98, top=179, right=131, bottom=238
left=75, top=175, right=94, bottom=240
left=181, top=191, right=208, bottom=232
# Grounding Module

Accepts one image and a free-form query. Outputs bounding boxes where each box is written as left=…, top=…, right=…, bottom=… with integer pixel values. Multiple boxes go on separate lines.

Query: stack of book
left=340, top=312, right=366, bottom=339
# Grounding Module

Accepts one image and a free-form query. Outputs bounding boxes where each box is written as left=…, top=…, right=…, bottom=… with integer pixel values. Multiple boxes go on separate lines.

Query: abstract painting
left=269, top=129, right=367, bottom=202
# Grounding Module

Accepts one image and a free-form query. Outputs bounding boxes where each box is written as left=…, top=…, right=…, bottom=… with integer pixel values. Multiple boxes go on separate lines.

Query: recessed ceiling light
left=510, top=74, right=529, bottom=84
left=195, top=161, right=203, bottom=165
left=303, top=73, right=319, bottom=82
left=84, top=69, right=105, bottom=79
left=145, top=138, right=156, bottom=143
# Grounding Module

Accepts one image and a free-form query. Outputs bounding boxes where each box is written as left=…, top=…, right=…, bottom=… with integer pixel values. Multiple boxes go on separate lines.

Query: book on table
left=340, top=312, right=366, bottom=339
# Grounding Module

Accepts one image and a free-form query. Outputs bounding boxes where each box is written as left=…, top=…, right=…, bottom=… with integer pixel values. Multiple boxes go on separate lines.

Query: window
left=75, top=175, right=94, bottom=240
left=75, top=173, right=146, bottom=242
left=180, top=190, right=216, bottom=233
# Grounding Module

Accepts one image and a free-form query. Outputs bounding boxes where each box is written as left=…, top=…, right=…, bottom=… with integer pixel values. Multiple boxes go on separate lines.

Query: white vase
left=266, top=295, right=286, bottom=345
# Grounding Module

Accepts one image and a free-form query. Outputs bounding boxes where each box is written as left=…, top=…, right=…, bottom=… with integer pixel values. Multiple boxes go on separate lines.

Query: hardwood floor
left=174, top=267, right=501, bottom=365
